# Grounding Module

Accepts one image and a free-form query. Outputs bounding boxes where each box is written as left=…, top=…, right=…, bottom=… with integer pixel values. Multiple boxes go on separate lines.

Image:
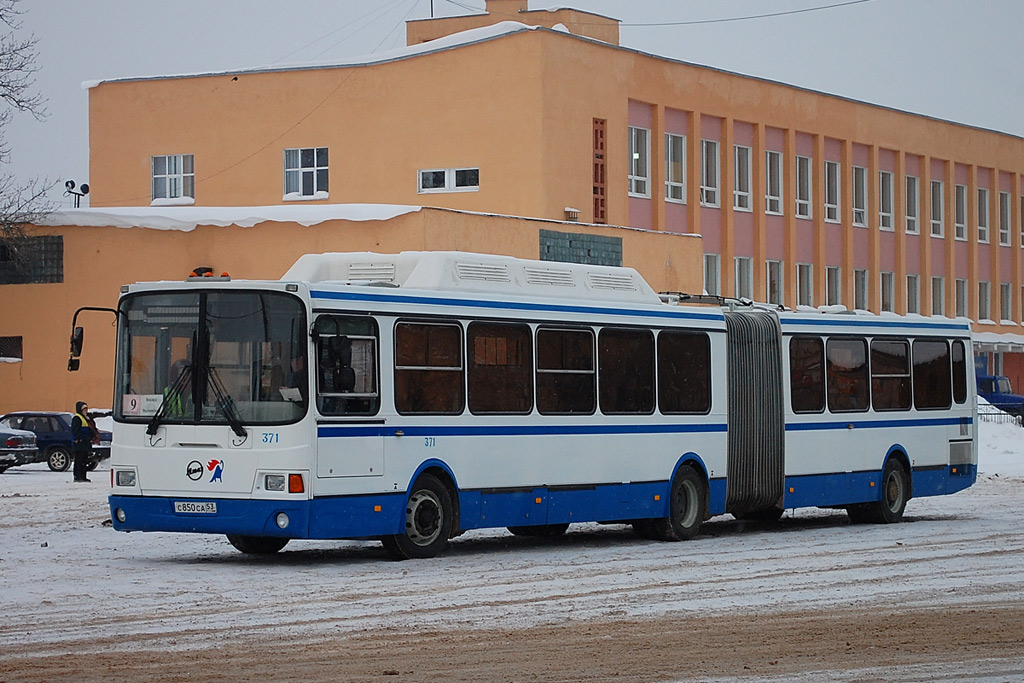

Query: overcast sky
left=8, top=0, right=1023, bottom=207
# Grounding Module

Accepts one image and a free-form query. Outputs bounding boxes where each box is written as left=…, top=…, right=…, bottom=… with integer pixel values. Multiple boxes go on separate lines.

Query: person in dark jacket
left=71, top=401, right=96, bottom=483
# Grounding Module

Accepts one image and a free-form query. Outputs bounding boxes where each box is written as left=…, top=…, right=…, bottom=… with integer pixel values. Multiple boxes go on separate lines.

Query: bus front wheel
left=382, top=473, right=454, bottom=560
left=650, top=466, right=706, bottom=541
left=226, top=534, right=289, bottom=554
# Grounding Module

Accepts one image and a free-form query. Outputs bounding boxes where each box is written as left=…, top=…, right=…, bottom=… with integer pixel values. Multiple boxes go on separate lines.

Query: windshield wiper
left=147, top=365, right=192, bottom=436
left=207, top=367, right=247, bottom=438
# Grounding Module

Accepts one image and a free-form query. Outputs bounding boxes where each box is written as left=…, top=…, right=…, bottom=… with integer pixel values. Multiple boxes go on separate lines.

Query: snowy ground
left=1, top=419, right=1023, bottom=681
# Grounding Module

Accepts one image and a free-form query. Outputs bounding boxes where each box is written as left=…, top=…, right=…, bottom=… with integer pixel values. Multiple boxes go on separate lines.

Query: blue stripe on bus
left=780, top=317, right=971, bottom=333
left=108, top=463, right=976, bottom=540
left=310, top=289, right=726, bottom=323
left=317, top=415, right=967, bottom=439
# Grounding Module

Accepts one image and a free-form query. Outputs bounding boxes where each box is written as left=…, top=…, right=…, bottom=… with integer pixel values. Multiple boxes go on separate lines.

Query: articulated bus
left=77, top=251, right=977, bottom=559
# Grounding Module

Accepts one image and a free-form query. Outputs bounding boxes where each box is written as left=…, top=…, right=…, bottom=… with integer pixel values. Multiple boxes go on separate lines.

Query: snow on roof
left=41, top=204, right=421, bottom=232
left=83, top=21, right=540, bottom=89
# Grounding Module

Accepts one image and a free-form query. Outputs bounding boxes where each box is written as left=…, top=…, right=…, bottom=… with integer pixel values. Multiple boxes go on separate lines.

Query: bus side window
left=536, top=328, right=595, bottom=415
left=951, top=340, right=968, bottom=404
left=598, top=328, right=655, bottom=415
left=913, top=339, right=952, bottom=410
left=313, top=315, right=380, bottom=416
left=790, top=336, right=825, bottom=413
left=826, top=338, right=869, bottom=413
left=394, top=321, right=464, bottom=415
left=870, top=339, right=911, bottom=412
left=657, top=330, right=711, bottom=414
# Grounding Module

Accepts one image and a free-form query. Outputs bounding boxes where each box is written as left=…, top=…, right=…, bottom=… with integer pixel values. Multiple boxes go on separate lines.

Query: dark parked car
left=0, top=411, right=111, bottom=472
left=0, top=425, right=40, bottom=473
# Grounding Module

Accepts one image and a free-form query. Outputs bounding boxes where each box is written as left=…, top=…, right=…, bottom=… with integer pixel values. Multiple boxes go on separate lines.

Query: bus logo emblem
left=186, top=460, right=203, bottom=481
left=207, top=459, right=224, bottom=483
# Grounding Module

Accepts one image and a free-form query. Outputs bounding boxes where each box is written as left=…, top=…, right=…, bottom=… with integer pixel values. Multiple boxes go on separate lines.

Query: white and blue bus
left=78, top=251, right=977, bottom=559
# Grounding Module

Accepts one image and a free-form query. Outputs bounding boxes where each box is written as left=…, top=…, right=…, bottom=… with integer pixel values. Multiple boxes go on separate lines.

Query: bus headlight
left=265, top=474, right=286, bottom=491
left=115, top=470, right=137, bottom=487
left=275, top=512, right=290, bottom=529
left=115, top=507, right=126, bottom=523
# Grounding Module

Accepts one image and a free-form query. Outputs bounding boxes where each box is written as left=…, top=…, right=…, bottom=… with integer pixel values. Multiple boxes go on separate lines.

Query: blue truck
left=976, top=374, right=1024, bottom=416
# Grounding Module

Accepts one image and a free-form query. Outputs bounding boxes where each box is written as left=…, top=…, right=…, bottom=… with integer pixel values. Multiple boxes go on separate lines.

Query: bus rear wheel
left=226, top=534, right=289, bottom=554
left=650, top=466, right=706, bottom=541
left=382, top=473, right=453, bottom=560
left=847, top=459, right=909, bottom=524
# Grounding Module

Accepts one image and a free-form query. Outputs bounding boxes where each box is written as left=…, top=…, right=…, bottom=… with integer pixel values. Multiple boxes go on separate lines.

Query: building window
left=795, top=155, right=812, bottom=218
left=0, top=235, right=63, bottom=285
left=1000, top=283, right=1012, bottom=322
left=0, top=336, right=22, bottom=362
left=826, top=265, right=841, bottom=306
left=734, top=256, right=753, bottom=299
left=879, top=171, right=894, bottom=230
left=978, top=188, right=990, bottom=243
left=628, top=126, right=650, bottom=197
left=700, top=140, right=720, bottom=207
left=905, top=175, right=919, bottom=234
left=956, top=279, right=968, bottom=318
left=852, top=166, right=867, bottom=226
left=881, top=271, right=894, bottom=312
left=766, top=260, right=783, bottom=305
left=824, top=160, right=840, bottom=222
left=419, top=167, right=480, bottom=194
left=765, top=151, right=783, bottom=214
left=665, top=133, right=686, bottom=203
left=853, top=269, right=868, bottom=310
left=593, top=118, right=607, bottom=223
left=703, top=253, right=720, bottom=296
left=954, top=184, right=967, bottom=241
left=999, top=191, right=1011, bottom=246
left=151, top=154, right=194, bottom=204
left=978, top=281, right=991, bottom=321
left=733, top=145, right=752, bottom=211
left=284, top=147, right=328, bottom=199
left=931, top=276, right=944, bottom=316
left=797, top=263, right=813, bottom=307
left=907, top=274, right=920, bottom=314
left=930, top=179, right=944, bottom=237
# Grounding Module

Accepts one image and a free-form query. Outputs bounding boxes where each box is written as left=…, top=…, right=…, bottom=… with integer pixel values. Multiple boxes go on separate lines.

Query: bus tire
left=226, top=534, right=289, bottom=554
left=382, top=473, right=453, bottom=560
left=650, top=466, right=706, bottom=541
left=507, top=523, right=569, bottom=537
left=848, top=459, right=910, bottom=524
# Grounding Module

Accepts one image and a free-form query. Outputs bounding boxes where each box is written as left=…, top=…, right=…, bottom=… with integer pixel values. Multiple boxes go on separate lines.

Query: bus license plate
left=174, top=501, right=217, bottom=514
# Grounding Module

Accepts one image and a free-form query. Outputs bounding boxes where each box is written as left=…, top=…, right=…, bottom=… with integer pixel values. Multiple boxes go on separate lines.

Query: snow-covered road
left=1, top=419, right=1022, bottom=681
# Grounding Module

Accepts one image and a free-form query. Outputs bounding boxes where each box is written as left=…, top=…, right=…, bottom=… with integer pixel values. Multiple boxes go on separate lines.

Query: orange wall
left=0, top=209, right=702, bottom=414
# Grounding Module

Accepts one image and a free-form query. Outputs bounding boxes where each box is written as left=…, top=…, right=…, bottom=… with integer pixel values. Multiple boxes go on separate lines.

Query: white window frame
left=826, top=265, right=841, bottom=306
left=1000, top=282, right=1012, bottom=322
left=700, top=139, right=720, bottom=207
left=765, top=151, right=783, bottom=215
left=665, top=133, right=686, bottom=203
left=879, top=170, right=894, bottom=231
left=703, top=253, right=721, bottom=296
left=797, top=263, right=814, bottom=307
left=930, top=179, right=944, bottom=237
left=931, top=276, right=945, bottom=316
left=734, top=256, right=753, bottom=299
left=999, top=191, right=1011, bottom=246
left=418, top=167, right=480, bottom=194
left=978, top=281, right=991, bottom=321
left=766, top=260, right=783, bottom=305
left=978, top=187, right=990, bottom=243
left=151, top=153, right=195, bottom=205
left=905, top=175, right=919, bottom=234
left=955, top=278, right=968, bottom=318
left=284, top=147, right=329, bottom=200
left=907, top=274, right=920, bottom=314
left=853, top=269, right=868, bottom=310
left=880, top=271, right=895, bottom=313
left=852, top=165, right=867, bottom=227
left=733, top=145, right=752, bottom=211
left=628, top=126, right=650, bottom=197
left=824, top=160, right=840, bottom=223
left=954, top=184, right=967, bottom=241
left=795, top=155, right=812, bottom=218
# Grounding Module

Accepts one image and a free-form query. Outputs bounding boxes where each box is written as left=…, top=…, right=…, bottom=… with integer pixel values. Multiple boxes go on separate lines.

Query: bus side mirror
left=70, top=327, right=84, bottom=357
left=67, top=358, right=80, bottom=372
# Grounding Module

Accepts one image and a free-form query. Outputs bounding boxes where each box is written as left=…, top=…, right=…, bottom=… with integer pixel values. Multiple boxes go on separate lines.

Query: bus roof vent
left=348, top=263, right=397, bottom=282
left=455, top=262, right=510, bottom=282
left=588, top=272, right=639, bottom=292
left=524, top=267, right=576, bottom=288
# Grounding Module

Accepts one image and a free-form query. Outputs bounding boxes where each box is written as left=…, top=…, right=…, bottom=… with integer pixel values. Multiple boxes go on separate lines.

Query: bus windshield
left=116, top=290, right=308, bottom=426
